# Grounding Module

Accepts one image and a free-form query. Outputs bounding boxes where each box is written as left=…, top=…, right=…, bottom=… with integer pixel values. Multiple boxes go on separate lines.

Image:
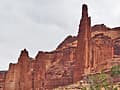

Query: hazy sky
left=0, top=0, right=120, bottom=70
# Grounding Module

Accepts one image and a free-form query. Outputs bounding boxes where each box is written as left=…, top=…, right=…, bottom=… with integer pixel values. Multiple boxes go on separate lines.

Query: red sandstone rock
left=0, top=4, right=120, bottom=90
left=0, top=71, right=6, bottom=90
left=73, top=4, right=91, bottom=82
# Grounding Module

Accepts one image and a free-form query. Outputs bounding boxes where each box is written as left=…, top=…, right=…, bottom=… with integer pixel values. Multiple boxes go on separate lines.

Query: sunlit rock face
left=90, top=34, right=113, bottom=72
left=4, top=49, right=32, bottom=90
left=0, top=4, right=120, bottom=90
left=73, top=4, right=91, bottom=82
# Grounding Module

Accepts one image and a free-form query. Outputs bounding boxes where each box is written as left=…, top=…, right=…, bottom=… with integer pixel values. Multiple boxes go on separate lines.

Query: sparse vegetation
left=88, top=72, right=109, bottom=90
left=53, top=65, right=120, bottom=90
left=111, top=64, right=120, bottom=77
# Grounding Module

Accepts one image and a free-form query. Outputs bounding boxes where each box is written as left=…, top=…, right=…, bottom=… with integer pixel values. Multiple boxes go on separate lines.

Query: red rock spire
left=79, top=4, right=90, bottom=33
left=18, top=48, right=29, bottom=63
left=20, top=49, right=29, bottom=57
left=74, top=4, right=91, bottom=82
left=82, top=4, right=88, bottom=19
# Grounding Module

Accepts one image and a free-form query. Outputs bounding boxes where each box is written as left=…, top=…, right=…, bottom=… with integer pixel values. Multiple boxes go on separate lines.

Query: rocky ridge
left=0, top=4, right=120, bottom=90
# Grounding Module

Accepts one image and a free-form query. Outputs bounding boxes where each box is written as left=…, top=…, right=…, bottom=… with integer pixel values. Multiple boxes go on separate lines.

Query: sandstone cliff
left=0, top=4, right=120, bottom=90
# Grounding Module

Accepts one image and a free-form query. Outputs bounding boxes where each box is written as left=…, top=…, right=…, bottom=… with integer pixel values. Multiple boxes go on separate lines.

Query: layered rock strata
left=0, top=4, right=120, bottom=90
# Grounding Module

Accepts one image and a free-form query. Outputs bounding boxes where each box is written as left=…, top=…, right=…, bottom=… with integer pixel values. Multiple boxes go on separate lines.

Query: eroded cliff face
left=92, top=24, right=120, bottom=39
left=4, top=49, right=32, bottom=90
left=73, top=4, right=91, bottom=82
left=0, top=71, right=6, bottom=90
left=90, top=34, right=113, bottom=72
left=0, top=4, right=120, bottom=90
left=4, top=47, right=76, bottom=90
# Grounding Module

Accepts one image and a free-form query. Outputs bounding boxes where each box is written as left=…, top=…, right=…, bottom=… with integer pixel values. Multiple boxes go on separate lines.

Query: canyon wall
left=0, top=4, right=120, bottom=90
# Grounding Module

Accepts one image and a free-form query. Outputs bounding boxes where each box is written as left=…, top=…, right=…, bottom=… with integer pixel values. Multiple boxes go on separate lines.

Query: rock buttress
left=73, top=4, right=91, bottom=82
left=4, top=49, right=32, bottom=90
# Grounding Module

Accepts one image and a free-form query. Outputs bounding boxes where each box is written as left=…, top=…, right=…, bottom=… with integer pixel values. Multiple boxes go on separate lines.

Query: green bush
left=87, top=72, right=110, bottom=90
left=111, top=64, right=120, bottom=77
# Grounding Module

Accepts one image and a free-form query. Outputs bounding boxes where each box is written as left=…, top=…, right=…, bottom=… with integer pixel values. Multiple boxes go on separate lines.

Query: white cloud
left=0, top=0, right=119, bottom=70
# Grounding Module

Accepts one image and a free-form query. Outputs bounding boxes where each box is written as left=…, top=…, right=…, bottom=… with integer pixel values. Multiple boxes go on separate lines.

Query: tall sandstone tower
left=0, top=3, right=120, bottom=90
left=74, top=4, right=91, bottom=82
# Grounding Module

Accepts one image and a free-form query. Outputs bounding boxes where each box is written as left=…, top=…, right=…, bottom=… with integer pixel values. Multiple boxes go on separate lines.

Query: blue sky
left=0, top=0, right=120, bottom=70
